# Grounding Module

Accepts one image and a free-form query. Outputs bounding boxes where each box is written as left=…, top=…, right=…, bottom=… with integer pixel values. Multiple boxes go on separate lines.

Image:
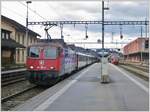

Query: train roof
left=39, top=39, right=65, bottom=44
left=29, top=39, right=98, bottom=57
left=29, top=42, right=64, bottom=48
left=29, top=39, right=67, bottom=48
left=76, top=52, right=95, bottom=58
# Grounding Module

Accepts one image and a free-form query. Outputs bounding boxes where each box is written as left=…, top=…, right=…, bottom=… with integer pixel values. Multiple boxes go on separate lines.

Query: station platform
left=14, top=63, right=149, bottom=111
left=1, top=68, right=26, bottom=74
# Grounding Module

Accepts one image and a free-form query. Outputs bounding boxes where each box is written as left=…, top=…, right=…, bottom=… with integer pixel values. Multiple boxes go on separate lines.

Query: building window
left=6, top=33, right=9, bottom=39
left=145, top=40, right=149, bottom=49
left=18, top=34, right=20, bottom=43
left=1, top=30, right=10, bottom=39
left=2, top=32, right=5, bottom=39
left=22, top=35, right=24, bottom=45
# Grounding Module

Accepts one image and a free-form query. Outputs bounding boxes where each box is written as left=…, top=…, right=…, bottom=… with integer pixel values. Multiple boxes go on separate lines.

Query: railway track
left=119, top=62, right=149, bottom=72
left=119, top=63, right=148, bottom=72
left=119, top=63, right=149, bottom=81
left=1, top=84, right=47, bottom=111
left=2, top=85, right=37, bottom=102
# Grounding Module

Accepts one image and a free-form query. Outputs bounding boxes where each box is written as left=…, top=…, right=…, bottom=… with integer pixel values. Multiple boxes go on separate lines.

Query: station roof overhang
left=2, top=39, right=25, bottom=49
left=1, top=15, right=41, bottom=37
left=123, top=51, right=149, bottom=56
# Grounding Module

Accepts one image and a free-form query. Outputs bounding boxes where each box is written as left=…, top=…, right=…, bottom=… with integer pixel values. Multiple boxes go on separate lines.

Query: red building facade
left=123, top=37, right=149, bottom=63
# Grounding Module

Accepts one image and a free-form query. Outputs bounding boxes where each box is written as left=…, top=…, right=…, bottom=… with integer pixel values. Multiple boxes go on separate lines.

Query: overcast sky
left=1, top=1, right=149, bottom=49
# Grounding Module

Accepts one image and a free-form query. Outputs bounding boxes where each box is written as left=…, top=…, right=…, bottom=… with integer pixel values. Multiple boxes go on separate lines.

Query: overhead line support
left=28, top=21, right=149, bottom=26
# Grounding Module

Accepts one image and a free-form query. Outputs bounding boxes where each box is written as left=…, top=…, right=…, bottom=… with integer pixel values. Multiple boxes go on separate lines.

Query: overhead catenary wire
left=18, top=1, right=49, bottom=38
left=18, top=1, right=47, bottom=21
left=2, top=5, right=26, bottom=20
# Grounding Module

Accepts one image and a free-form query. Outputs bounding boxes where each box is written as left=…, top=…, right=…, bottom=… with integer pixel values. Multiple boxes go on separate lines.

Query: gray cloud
left=2, top=1, right=148, bottom=41
left=60, top=2, right=101, bottom=14
left=105, top=1, right=149, bottom=20
left=59, top=1, right=149, bottom=37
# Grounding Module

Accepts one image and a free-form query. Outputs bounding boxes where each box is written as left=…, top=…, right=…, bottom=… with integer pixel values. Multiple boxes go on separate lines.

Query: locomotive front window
left=44, top=47, right=57, bottom=59
left=28, top=47, right=39, bottom=57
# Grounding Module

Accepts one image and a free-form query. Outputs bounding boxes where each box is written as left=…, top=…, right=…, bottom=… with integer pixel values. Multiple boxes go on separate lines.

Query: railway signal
left=97, top=39, right=101, bottom=43
left=120, top=24, right=123, bottom=39
left=85, top=24, right=88, bottom=39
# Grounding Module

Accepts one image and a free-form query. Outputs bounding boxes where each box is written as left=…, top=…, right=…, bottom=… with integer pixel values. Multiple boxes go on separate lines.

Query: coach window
left=29, top=47, right=39, bottom=57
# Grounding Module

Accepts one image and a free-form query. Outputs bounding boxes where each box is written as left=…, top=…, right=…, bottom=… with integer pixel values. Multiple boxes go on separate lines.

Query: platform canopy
left=1, top=39, right=25, bottom=48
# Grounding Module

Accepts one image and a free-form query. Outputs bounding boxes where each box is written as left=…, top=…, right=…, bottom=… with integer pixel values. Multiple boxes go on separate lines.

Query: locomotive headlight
left=50, top=66, right=54, bottom=70
left=30, top=66, right=34, bottom=69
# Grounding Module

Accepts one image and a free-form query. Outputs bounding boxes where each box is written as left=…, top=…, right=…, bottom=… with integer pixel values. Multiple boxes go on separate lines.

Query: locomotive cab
left=26, top=44, right=63, bottom=85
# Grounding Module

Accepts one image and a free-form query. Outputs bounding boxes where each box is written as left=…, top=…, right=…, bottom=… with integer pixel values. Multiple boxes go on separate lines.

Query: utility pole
left=60, top=24, right=64, bottom=39
left=111, top=32, right=114, bottom=43
left=101, top=1, right=109, bottom=83
left=145, top=18, right=147, bottom=38
left=26, top=1, right=32, bottom=47
left=141, top=26, right=143, bottom=37
left=102, top=0, right=109, bottom=50
left=116, top=40, right=117, bottom=49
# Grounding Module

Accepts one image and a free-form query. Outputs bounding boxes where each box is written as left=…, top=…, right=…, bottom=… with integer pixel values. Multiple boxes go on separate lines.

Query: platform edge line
left=110, top=64, right=149, bottom=93
left=33, top=64, right=96, bottom=111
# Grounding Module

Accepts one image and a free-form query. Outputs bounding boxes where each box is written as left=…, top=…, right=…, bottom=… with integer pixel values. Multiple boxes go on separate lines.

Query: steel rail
left=1, top=85, right=37, bottom=102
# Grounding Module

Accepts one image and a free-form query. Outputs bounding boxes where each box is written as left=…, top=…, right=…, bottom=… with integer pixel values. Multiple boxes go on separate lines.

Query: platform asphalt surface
left=14, top=63, right=149, bottom=111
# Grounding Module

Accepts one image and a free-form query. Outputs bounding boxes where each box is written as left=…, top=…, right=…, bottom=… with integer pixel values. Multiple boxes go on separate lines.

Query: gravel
left=1, top=80, right=48, bottom=111
left=2, top=80, right=34, bottom=98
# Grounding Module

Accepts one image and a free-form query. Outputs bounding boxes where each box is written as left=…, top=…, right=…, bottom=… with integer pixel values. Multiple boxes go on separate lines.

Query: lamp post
left=26, top=1, right=32, bottom=47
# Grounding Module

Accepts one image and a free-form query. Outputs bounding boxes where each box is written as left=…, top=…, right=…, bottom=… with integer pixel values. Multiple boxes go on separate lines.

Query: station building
left=1, top=15, right=40, bottom=67
left=123, top=37, right=149, bottom=64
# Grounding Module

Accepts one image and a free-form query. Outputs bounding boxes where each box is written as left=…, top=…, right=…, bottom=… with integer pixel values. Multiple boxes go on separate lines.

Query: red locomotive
left=26, top=39, right=97, bottom=85
left=110, top=54, right=119, bottom=65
